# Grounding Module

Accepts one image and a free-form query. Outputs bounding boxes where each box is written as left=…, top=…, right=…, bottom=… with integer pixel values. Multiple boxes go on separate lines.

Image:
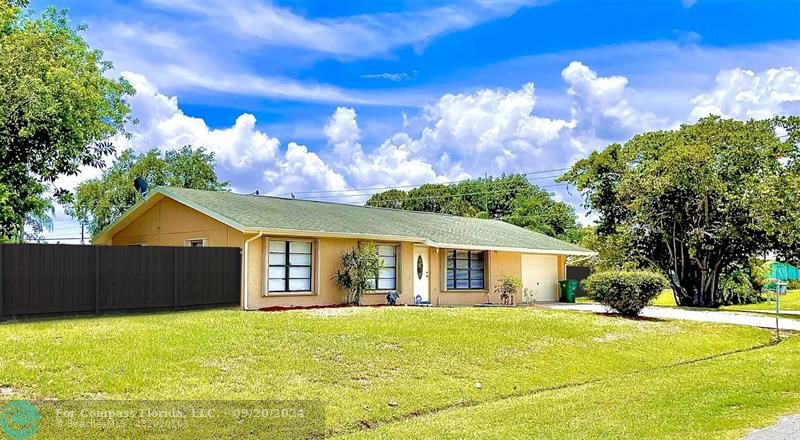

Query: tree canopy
left=67, top=146, right=229, bottom=236
left=0, top=2, right=132, bottom=241
left=365, top=174, right=582, bottom=243
left=561, top=116, right=800, bottom=307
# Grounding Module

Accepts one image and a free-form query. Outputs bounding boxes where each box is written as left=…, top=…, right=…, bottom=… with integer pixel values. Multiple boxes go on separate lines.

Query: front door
left=413, top=246, right=430, bottom=303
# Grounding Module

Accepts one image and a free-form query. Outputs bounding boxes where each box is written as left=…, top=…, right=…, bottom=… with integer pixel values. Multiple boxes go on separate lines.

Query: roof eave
left=423, top=241, right=597, bottom=256
left=241, top=228, right=595, bottom=256
left=241, top=227, right=427, bottom=243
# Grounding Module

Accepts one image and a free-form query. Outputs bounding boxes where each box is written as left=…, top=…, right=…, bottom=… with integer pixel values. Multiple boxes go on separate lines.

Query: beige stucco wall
left=427, top=248, right=525, bottom=305
left=104, top=198, right=244, bottom=248
left=101, top=197, right=567, bottom=309
left=244, top=238, right=419, bottom=308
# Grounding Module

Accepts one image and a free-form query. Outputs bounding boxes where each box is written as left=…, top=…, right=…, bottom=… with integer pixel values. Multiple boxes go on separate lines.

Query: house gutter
left=242, top=232, right=264, bottom=311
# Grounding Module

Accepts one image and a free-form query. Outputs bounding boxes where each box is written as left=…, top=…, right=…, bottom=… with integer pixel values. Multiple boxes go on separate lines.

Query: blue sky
left=31, top=0, right=800, bottom=241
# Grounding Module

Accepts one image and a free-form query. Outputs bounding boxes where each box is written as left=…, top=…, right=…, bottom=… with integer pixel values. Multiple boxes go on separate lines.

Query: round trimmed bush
left=585, top=270, right=667, bottom=317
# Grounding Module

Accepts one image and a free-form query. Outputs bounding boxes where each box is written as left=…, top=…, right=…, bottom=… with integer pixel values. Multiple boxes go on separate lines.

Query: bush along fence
left=0, top=244, right=241, bottom=321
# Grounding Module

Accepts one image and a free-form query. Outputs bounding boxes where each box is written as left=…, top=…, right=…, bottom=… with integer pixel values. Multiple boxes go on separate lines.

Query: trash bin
left=559, top=279, right=578, bottom=303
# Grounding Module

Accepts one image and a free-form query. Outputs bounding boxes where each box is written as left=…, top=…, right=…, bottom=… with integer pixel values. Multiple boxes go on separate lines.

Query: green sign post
left=775, top=281, right=787, bottom=340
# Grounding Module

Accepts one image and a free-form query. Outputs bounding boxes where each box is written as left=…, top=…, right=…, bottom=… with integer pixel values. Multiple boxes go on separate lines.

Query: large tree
left=67, top=146, right=229, bottom=236
left=0, top=2, right=132, bottom=241
left=365, top=174, right=582, bottom=242
left=561, top=116, right=800, bottom=307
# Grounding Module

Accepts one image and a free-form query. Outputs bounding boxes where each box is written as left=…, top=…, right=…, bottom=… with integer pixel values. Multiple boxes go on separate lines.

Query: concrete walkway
left=743, top=309, right=800, bottom=316
left=744, top=413, right=800, bottom=439
left=542, top=303, right=800, bottom=331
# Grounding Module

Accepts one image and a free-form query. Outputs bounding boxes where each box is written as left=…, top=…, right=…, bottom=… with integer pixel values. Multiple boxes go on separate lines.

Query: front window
left=369, top=244, right=398, bottom=290
left=268, top=240, right=312, bottom=293
left=446, top=250, right=485, bottom=290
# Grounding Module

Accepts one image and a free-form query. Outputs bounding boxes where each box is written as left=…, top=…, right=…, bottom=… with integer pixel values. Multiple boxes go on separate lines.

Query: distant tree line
left=365, top=174, right=583, bottom=243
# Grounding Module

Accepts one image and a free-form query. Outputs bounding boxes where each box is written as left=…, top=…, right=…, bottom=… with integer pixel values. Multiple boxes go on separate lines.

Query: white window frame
left=264, top=237, right=316, bottom=295
left=185, top=238, right=208, bottom=247
left=367, top=243, right=399, bottom=292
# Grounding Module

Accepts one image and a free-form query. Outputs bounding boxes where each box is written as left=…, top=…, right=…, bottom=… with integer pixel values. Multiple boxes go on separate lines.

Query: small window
left=446, top=250, right=485, bottom=290
left=185, top=238, right=207, bottom=247
left=368, top=244, right=398, bottom=290
left=268, top=240, right=313, bottom=293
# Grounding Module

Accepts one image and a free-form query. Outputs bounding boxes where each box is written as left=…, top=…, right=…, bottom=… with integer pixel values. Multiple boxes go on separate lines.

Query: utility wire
left=300, top=175, right=568, bottom=201
left=362, top=183, right=572, bottom=207
left=278, top=168, right=569, bottom=197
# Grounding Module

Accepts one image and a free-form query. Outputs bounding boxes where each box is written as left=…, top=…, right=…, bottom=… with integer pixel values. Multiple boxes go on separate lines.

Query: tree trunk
left=672, top=264, right=723, bottom=308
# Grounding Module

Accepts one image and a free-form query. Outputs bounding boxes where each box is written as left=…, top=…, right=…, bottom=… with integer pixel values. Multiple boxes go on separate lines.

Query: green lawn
left=653, top=289, right=800, bottom=314
left=725, top=290, right=800, bottom=312
left=1, top=307, right=798, bottom=438
left=340, top=336, right=800, bottom=440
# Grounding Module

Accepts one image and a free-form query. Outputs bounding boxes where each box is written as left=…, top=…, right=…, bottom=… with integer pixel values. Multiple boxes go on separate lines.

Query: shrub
left=748, top=259, right=772, bottom=292
left=333, top=242, right=382, bottom=305
left=522, top=288, right=537, bottom=305
left=585, top=270, right=667, bottom=317
left=788, top=280, right=800, bottom=290
left=719, top=270, right=765, bottom=306
left=494, top=275, right=521, bottom=305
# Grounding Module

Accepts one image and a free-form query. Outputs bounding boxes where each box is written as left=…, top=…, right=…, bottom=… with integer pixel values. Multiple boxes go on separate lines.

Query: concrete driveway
left=744, top=413, right=800, bottom=439
left=542, top=303, right=800, bottom=331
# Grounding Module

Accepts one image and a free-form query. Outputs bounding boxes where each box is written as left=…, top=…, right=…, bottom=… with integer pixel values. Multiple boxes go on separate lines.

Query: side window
left=185, top=238, right=207, bottom=247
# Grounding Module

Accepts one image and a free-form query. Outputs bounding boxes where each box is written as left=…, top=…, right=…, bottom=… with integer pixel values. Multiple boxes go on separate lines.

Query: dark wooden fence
left=566, top=266, right=593, bottom=297
left=0, top=244, right=241, bottom=320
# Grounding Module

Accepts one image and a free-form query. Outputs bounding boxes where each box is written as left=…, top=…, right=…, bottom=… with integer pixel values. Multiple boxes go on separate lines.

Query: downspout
left=242, top=232, right=264, bottom=311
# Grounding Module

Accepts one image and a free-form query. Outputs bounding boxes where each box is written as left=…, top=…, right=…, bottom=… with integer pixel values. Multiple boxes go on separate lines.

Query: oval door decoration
left=417, top=255, right=424, bottom=280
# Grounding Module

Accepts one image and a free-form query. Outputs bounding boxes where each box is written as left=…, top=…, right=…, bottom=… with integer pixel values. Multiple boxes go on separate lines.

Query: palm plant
left=333, top=242, right=382, bottom=305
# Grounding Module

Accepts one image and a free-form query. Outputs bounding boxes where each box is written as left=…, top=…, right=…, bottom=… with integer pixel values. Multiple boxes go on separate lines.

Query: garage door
left=521, top=254, right=559, bottom=302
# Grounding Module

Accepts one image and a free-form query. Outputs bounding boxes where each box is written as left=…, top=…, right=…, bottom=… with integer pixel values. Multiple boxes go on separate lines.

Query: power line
left=278, top=168, right=569, bottom=197
left=38, top=236, right=83, bottom=240
left=299, top=174, right=568, bottom=201
left=363, top=183, right=572, bottom=207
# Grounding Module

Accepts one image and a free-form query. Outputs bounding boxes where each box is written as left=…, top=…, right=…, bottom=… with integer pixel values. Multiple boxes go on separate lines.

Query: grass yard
left=1, top=307, right=798, bottom=438
left=653, top=289, right=800, bottom=314
left=340, top=336, right=800, bottom=440
left=725, top=290, right=800, bottom=312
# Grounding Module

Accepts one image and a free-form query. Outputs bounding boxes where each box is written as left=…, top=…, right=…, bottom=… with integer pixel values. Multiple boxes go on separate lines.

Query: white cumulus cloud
left=320, top=108, right=462, bottom=189
left=561, top=61, right=667, bottom=136
left=262, top=142, right=349, bottom=196
left=324, top=107, right=362, bottom=161
left=119, top=72, right=281, bottom=169
left=691, top=67, right=800, bottom=119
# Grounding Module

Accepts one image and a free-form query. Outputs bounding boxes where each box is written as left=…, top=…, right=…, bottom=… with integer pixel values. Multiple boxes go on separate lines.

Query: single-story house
left=93, top=187, right=594, bottom=309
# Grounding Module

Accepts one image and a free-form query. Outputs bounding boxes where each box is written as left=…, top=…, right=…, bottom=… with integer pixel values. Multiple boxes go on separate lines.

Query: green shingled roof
left=149, top=187, right=592, bottom=255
